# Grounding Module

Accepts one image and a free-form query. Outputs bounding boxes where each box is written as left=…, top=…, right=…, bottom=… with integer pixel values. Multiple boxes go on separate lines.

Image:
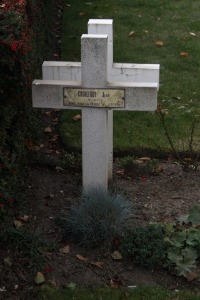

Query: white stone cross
left=42, top=19, right=159, bottom=181
left=32, top=19, right=159, bottom=193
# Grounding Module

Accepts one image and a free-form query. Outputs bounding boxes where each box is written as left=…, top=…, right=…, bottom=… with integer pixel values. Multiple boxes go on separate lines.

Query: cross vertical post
left=88, top=20, right=113, bottom=181
left=81, top=34, right=109, bottom=192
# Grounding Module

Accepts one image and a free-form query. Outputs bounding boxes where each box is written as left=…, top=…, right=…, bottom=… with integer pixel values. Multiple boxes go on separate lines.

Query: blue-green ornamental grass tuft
left=60, top=188, right=132, bottom=248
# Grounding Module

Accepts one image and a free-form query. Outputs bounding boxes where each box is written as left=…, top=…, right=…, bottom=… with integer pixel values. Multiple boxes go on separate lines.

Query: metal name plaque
left=63, top=88, right=125, bottom=108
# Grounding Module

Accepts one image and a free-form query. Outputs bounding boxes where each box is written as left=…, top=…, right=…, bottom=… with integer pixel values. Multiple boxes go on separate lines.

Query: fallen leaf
left=110, top=250, right=122, bottom=260
left=91, top=261, right=104, bottom=269
left=43, top=265, right=53, bottom=273
left=140, top=176, right=148, bottom=181
left=73, top=114, right=81, bottom=121
left=59, top=245, right=70, bottom=254
left=68, top=282, right=77, bottom=290
left=53, top=117, right=59, bottom=123
left=76, top=254, right=87, bottom=261
left=45, top=111, right=52, bottom=117
left=110, top=276, right=123, bottom=288
left=184, top=158, right=192, bottom=162
left=44, top=126, right=52, bottom=133
left=134, top=159, right=144, bottom=164
left=13, top=219, right=23, bottom=228
left=19, top=215, right=29, bottom=222
left=155, top=40, right=164, bottom=46
left=138, top=157, right=151, bottom=161
left=157, top=104, right=162, bottom=113
left=128, top=31, right=134, bottom=37
left=42, top=252, right=53, bottom=260
left=186, top=271, right=199, bottom=281
left=79, top=11, right=85, bottom=16
left=4, top=257, right=12, bottom=267
left=34, top=272, right=45, bottom=284
left=116, top=169, right=125, bottom=175
left=180, top=52, right=189, bottom=57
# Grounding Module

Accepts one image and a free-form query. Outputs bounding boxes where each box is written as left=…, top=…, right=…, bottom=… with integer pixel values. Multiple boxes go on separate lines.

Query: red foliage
left=0, top=0, right=31, bottom=57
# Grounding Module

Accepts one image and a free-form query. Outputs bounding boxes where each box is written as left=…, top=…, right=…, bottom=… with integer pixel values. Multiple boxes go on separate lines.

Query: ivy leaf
left=167, top=247, right=182, bottom=264
left=188, top=205, right=200, bottom=225
left=163, top=223, right=175, bottom=235
left=168, top=231, right=186, bottom=247
left=176, top=247, right=198, bottom=277
left=186, top=228, right=200, bottom=246
left=177, top=214, right=189, bottom=224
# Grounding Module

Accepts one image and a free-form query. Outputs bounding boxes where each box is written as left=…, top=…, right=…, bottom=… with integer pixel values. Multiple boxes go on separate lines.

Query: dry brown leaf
left=110, top=250, right=122, bottom=260
left=186, top=271, right=199, bottom=281
left=184, top=158, right=192, bottom=162
left=91, top=261, right=104, bottom=269
left=34, top=272, right=45, bottom=284
left=128, top=31, right=134, bottom=37
left=79, top=11, right=85, bottom=16
left=116, top=169, right=125, bottom=175
left=45, top=111, right=52, bottom=117
left=42, top=252, right=53, bottom=260
left=73, top=114, right=81, bottom=121
left=180, top=52, right=189, bottom=57
left=59, top=245, right=70, bottom=254
left=138, top=157, right=151, bottom=161
left=76, top=254, right=87, bottom=261
left=155, top=40, right=164, bottom=46
left=132, top=159, right=143, bottom=165
left=19, top=215, right=29, bottom=222
left=110, top=276, right=123, bottom=288
left=13, top=219, right=23, bottom=228
left=44, top=126, right=52, bottom=133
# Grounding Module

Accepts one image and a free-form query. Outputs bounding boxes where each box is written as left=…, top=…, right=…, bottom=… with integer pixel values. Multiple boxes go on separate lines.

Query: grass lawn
left=37, top=286, right=200, bottom=300
left=59, top=0, right=200, bottom=154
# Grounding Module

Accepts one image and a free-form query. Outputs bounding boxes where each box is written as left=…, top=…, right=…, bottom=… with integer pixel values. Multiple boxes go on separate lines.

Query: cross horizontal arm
left=42, top=61, right=159, bottom=87
left=32, top=80, right=157, bottom=111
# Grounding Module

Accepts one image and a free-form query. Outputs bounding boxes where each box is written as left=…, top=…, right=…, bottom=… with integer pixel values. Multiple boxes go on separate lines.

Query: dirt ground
left=1, top=109, right=200, bottom=300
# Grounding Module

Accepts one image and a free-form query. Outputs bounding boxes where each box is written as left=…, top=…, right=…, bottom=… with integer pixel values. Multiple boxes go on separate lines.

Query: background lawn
left=59, top=0, right=200, bottom=154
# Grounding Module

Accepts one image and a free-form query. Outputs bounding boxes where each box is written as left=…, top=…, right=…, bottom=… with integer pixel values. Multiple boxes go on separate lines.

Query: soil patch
left=1, top=137, right=200, bottom=299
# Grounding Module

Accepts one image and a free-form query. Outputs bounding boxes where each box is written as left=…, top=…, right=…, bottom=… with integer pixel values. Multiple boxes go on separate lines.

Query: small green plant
left=156, top=104, right=200, bottom=169
left=164, top=205, right=200, bottom=279
left=58, top=188, right=132, bottom=248
left=0, top=226, right=55, bottom=270
left=121, top=225, right=166, bottom=269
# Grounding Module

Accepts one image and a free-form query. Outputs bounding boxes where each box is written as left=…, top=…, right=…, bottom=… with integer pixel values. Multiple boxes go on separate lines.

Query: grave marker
left=42, top=20, right=159, bottom=180
left=32, top=20, right=159, bottom=193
